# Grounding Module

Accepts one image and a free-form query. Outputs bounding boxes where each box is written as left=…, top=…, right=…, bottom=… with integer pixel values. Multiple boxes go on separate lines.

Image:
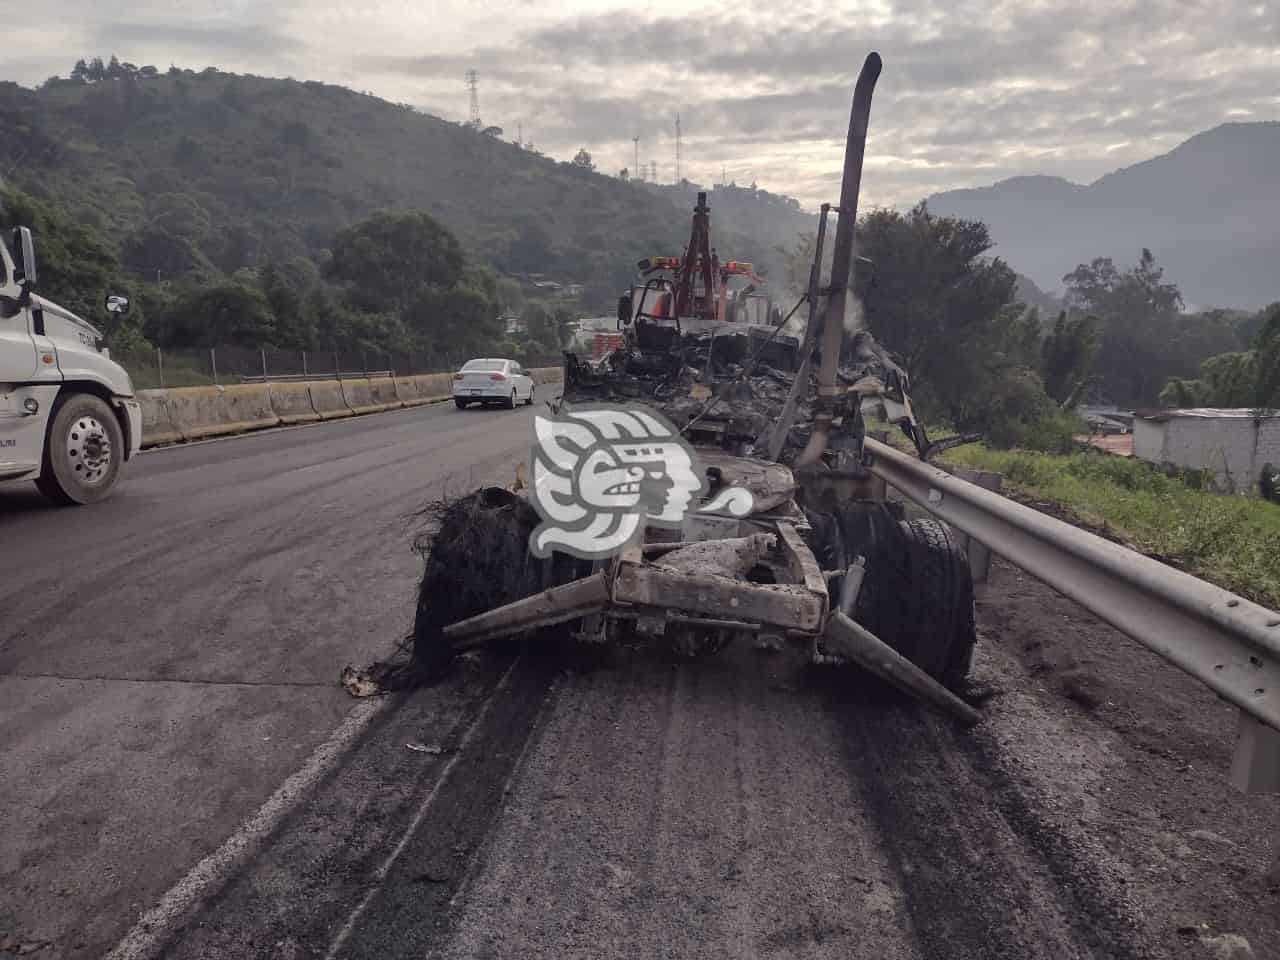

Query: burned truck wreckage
left=407, top=53, right=981, bottom=723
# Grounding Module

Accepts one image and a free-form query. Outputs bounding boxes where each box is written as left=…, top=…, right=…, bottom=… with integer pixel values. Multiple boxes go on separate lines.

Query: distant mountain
left=0, top=67, right=814, bottom=306
left=927, top=123, right=1280, bottom=310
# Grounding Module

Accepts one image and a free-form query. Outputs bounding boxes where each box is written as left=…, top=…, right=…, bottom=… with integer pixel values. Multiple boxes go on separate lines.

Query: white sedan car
left=452, top=358, right=536, bottom=409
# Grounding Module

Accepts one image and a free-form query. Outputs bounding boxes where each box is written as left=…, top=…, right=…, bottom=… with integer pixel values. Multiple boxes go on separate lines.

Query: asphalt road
left=3, top=401, right=1274, bottom=959
left=0, top=401, right=541, bottom=959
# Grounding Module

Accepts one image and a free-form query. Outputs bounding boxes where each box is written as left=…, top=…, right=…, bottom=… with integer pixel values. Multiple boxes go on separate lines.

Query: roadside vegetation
left=940, top=443, right=1280, bottom=609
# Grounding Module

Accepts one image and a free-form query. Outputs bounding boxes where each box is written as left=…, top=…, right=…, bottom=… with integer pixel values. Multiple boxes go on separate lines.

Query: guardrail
left=863, top=436, right=1280, bottom=793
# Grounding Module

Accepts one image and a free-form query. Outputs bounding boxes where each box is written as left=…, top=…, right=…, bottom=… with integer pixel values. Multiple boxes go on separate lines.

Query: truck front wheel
left=36, top=394, right=124, bottom=505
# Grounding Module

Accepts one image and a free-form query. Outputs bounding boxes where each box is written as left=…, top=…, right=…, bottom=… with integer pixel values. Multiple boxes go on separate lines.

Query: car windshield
left=461, top=360, right=505, bottom=372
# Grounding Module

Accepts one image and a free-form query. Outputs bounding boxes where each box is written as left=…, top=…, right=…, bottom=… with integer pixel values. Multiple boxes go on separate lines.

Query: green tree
left=328, top=210, right=465, bottom=313
left=260, top=260, right=315, bottom=349
left=1159, top=352, right=1257, bottom=408
left=856, top=202, right=1019, bottom=408
left=406, top=285, right=500, bottom=356
left=1254, top=303, right=1280, bottom=409
left=494, top=276, right=524, bottom=315
left=523, top=304, right=559, bottom=355
left=0, top=185, right=131, bottom=333
left=1159, top=377, right=1202, bottom=408
left=148, top=193, right=212, bottom=245
left=150, top=281, right=276, bottom=348
left=1040, top=310, right=1100, bottom=403
left=1063, top=248, right=1183, bottom=404
left=571, top=148, right=594, bottom=172
left=122, top=223, right=214, bottom=280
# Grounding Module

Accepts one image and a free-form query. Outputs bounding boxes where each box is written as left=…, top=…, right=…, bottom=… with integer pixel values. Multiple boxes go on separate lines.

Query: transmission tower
left=675, top=113, right=682, bottom=183
left=650, top=160, right=658, bottom=182
left=465, top=70, right=480, bottom=128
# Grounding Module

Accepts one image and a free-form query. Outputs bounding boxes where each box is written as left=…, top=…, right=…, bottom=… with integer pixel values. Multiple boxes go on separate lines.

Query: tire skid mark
left=333, top=655, right=559, bottom=960
left=829, top=686, right=1151, bottom=960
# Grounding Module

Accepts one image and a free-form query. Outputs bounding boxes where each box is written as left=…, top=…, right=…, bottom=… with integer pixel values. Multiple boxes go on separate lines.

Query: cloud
left=4, top=0, right=1278, bottom=208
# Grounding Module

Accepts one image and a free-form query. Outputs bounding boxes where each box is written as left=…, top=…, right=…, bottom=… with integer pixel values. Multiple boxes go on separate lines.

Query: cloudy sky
left=5, top=0, right=1278, bottom=209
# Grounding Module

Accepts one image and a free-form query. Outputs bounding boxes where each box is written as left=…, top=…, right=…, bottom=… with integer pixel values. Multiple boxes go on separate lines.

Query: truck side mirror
left=13, top=227, right=37, bottom=298
left=105, top=294, right=130, bottom=315
left=616, top=293, right=632, bottom=328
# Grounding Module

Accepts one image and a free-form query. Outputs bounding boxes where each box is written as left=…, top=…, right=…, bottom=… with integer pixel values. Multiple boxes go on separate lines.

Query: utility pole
left=465, top=70, right=480, bottom=128
left=675, top=112, right=682, bottom=184
left=632, top=136, right=640, bottom=179
left=518, top=121, right=523, bottom=147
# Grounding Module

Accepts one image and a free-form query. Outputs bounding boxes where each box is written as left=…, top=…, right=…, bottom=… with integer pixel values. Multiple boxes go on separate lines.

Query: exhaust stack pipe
left=794, top=51, right=881, bottom=469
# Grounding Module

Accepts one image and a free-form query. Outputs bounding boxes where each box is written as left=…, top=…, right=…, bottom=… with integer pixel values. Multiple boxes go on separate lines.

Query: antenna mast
left=675, top=112, right=682, bottom=183
left=465, top=70, right=480, bottom=128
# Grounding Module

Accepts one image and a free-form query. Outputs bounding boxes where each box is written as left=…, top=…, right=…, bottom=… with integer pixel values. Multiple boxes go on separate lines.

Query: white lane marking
left=104, top=696, right=393, bottom=960
left=322, top=659, right=522, bottom=960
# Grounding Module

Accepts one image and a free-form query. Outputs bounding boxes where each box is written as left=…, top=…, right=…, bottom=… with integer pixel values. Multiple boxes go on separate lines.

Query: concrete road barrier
left=529, top=366, right=563, bottom=385
left=366, top=377, right=403, bottom=411
left=137, top=368, right=565, bottom=448
left=137, top=390, right=184, bottom=445
left=394, top=377, right=430, bottom=406
left=167, top=384, right=281, bottom=441
left=413, top=372, right=455, bottom=401
left=340, top=378, right=384, bottom=415
left=269, top=382, right=321, bottom=425
left=309, top=380, right=354, bottom=421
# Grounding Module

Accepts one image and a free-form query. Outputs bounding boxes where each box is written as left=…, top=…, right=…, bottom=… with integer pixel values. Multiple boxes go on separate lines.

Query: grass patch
left=940, top=444, right=1280, bottom=609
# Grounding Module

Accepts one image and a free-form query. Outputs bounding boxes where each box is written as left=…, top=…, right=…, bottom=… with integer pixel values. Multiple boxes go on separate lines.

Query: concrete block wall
left=135, top=367, right=562, bottom=448
left=1132, top=418, right=1166, bottom=463
left=1135, top=415, right=1280, bottom=493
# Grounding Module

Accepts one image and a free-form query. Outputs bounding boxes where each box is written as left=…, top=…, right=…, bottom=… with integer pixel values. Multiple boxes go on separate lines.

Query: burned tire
left=894, top=517, right=976, bottom=685
left=825, top=507, right=975, bottom=687
left=412, top=487, right=587, bottom=674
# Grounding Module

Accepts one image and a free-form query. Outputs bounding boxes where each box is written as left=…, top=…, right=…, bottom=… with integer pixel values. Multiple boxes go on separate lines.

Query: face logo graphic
left=529, top=404, right=754, bottom=559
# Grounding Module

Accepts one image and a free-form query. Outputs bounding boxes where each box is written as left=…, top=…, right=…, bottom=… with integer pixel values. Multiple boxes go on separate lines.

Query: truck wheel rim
left=68, top=416, right=112, bottom=485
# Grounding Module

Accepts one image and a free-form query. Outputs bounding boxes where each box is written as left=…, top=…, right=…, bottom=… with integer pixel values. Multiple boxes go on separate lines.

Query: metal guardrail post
left=948, top=467, right=1002, bottom=584
left=864, top=436, right=1280, bottom=793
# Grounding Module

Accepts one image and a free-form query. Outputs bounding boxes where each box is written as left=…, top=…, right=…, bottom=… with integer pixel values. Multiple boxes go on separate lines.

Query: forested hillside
left=0, top=58, right=815, bottom=359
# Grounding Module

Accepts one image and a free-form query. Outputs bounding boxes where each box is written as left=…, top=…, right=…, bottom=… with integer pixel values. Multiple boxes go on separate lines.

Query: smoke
left=844, top=294, right=865, bottom=334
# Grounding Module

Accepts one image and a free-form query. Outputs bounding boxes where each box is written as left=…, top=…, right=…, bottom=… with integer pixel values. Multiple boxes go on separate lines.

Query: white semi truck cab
left=0, top=226, right=142, bottom=504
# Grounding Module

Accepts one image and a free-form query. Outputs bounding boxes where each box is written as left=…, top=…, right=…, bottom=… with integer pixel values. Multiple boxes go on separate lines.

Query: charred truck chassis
left=416, top=52, right=980, bottom=724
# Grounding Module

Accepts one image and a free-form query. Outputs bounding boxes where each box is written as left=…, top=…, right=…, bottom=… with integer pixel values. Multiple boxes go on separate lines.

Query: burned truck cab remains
left=413, top=53, right=980, bottom=724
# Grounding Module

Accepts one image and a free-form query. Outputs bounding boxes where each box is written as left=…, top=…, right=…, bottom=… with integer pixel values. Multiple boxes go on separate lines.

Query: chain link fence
left=114, top=346, right=563, bottom=390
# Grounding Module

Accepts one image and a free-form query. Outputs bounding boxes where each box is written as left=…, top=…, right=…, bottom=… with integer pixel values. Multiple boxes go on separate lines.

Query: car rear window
left=462, top=360, right=505, bottom=371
